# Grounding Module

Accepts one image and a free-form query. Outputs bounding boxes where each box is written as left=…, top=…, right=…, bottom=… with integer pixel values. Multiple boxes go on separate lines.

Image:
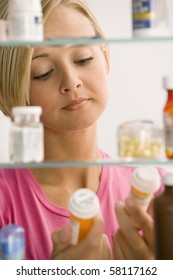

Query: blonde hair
left=0, top=0, right=104, bottom=117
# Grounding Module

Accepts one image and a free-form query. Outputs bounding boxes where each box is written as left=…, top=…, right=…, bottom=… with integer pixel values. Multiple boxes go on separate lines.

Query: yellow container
left=68, top=188, right=100, bottom=245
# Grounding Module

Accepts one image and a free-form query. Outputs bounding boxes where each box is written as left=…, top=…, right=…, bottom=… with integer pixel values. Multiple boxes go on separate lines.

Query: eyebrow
left=32, top=53, right=49, bottom=60
left=31, top=36, right=100, bottom=61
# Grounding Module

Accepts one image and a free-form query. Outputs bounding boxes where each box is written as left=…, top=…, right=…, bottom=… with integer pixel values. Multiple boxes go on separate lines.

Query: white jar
left=12, top=106, right=44, bottom=163
left=132, top=0, right=172, bottom=37
left=8, top=0, right=43, bottom=41
left=0, top=112, right=12, bottom=163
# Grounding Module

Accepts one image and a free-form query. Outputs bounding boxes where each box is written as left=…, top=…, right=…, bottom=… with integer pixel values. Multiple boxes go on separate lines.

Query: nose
left=59, top=69, right=83, bottom=95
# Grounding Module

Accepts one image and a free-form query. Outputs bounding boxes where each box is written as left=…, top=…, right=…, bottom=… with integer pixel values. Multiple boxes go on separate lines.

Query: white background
left=87, top=0, right=173, bottom=159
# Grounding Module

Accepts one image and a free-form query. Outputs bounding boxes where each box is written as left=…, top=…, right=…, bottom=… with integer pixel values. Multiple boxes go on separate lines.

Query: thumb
left=51, top=224, right=71, bottom=259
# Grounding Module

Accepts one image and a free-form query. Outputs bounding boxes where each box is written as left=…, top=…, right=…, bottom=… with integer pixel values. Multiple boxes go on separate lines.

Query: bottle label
left=163, top=113, right=173, bottom=153
left=133, top=0, right=154, bottom=29
left=132, top=0, right=169, bottom=30
left=70, top=219, right=80, bottom=246
left=12, top=126, right=44, bottom=163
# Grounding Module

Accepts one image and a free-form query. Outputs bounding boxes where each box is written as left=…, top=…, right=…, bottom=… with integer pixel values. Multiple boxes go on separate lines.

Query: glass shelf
left=1, top=36, right=173, bottom=47
left=0, top=158, right=173, bottom=169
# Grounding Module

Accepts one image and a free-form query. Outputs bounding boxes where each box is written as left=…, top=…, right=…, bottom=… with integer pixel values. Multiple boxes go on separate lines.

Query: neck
left=30, top=124, right=102, bottom=197
left=44, top=124, right=101, bottom=161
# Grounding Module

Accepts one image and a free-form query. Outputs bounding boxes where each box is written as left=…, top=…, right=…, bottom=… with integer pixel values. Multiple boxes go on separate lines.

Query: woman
left=0, top=0, right=163, bottom=260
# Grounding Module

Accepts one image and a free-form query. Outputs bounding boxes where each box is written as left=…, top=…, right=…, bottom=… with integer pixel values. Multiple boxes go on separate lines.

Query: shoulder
left=0, top=168, right=31, bottom=192
left=100, top=150, right=136, bottom=179
left=0, top=168, right=22, bottom=180
left=99, top=151, right=136, bottom=200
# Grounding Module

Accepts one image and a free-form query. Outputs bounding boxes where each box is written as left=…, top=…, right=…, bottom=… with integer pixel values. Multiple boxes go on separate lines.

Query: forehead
left=44, top=6, right=96, bottom=39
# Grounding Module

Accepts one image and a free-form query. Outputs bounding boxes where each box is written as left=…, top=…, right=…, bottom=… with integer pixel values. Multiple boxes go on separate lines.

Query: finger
left=112, top=232, right=125, bottom=260
left=100, top=234, right=112, bottom=260
left=51, top=224, right=71, bottom=259
left=73, top=213, right=105, bottom=259
left=147, top=198, right=154, bottom=217
left=125, top=197, right=154, bottom=248
left=115, top=202, right=150, bottom=256
left=113, top=230, right=133, bottom=260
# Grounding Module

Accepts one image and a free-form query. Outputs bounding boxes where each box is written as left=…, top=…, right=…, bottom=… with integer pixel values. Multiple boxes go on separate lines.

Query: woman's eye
left=75, top=56, right=94, bottom=66
left=32, top=69, right=54, bottom=81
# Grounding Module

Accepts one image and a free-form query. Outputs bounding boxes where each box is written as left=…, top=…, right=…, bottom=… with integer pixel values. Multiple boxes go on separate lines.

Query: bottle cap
left=130, top=167, right=161, bottom=194
left=8, top=0, right=31, bottom=12
left=163, top=76, right=173, bottom=90
left=30, top=0, right=42, bottom=12
left=12, top=106, right=42, bottom=116
left=162, top=173, right=173, bottom=186
left=68, top=189, right=100, bottom=219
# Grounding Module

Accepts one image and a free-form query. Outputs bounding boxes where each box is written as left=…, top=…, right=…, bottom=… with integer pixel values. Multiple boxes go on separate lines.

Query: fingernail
left=115, top=201, right=124, bottom=211
left=126, top=197, right=135, bottom=208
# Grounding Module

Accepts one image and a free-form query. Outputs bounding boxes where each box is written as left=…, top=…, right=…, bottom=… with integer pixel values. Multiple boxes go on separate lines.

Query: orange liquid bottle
left=154, top=173, right=173, bottom=259
left=163, top=76, right=173, bottom=159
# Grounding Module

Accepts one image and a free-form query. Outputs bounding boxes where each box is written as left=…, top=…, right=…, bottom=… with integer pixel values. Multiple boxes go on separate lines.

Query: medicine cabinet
left=1, top=36, right=173, bottom=169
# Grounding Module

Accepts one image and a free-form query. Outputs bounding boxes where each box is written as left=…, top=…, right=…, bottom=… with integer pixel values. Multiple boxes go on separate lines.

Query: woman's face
left=30, top=6, right=110, bottom=132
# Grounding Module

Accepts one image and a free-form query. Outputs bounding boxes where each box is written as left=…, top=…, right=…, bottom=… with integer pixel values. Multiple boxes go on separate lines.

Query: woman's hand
left=113, top=197, right=155, bottom=260
left=51, top=214, right=112, bottom=260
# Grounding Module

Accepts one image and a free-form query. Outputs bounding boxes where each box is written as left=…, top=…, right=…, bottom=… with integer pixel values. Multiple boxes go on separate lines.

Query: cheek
left=91, top=66, right=109, bottom=103
left=29, top=83, right=57, bottom=107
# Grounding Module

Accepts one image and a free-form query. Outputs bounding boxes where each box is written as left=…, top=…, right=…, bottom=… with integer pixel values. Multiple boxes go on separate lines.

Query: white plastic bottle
left=0, top=111, right=12, bottom=163
left=132, top=0, right=171, bottom=37
left=130, top=166, right=161, bottom=211
left=0, top=224, right=25, bottom=260
left=30, top=0, right=43, bottom=41
left=8, top=0, right=43, bottom=41
left=11, top=106, right=44, bottom=163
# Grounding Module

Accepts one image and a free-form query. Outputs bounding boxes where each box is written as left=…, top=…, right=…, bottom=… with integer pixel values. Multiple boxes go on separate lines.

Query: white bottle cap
left=30, top=0, right=42, bottom=12
left=163, top=76, right=173, bottom=90
left=12, top=106, right=42, bottom=116
left=131, top=167, right=161, bottom=194
left=162, top=173, right=173, bottom=187
left=9, top=0, right=31, bottom=12
left=68, top=189, right=100, bottom=219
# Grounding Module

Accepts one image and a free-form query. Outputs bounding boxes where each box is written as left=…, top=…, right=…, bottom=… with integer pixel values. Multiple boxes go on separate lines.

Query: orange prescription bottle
left=163, top=76, right=173, bottom=159
left=130, top=167, right=161, bottom=211
left=68, top=188, right=100, bottom=245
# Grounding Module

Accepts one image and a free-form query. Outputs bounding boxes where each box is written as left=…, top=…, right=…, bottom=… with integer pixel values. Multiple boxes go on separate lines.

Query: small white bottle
left=0, top=111, right=12, bottom=163
left=30, top=0, right=43, bottom=41
left=130, top=166, right=161, bottom=211
left=12, top=106, right=44, bottom=163
left=8, top=0, right=43, bottom=41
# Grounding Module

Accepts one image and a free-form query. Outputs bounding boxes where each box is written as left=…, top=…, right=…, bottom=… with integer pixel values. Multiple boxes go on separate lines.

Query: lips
left=62, top=98, right=90, bottom=111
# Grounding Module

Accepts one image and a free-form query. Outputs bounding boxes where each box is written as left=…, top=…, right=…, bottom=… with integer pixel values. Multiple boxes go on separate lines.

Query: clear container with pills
left=117, top=120, right=164, bottom=161
left=68, top=188, right=100, bottom=245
